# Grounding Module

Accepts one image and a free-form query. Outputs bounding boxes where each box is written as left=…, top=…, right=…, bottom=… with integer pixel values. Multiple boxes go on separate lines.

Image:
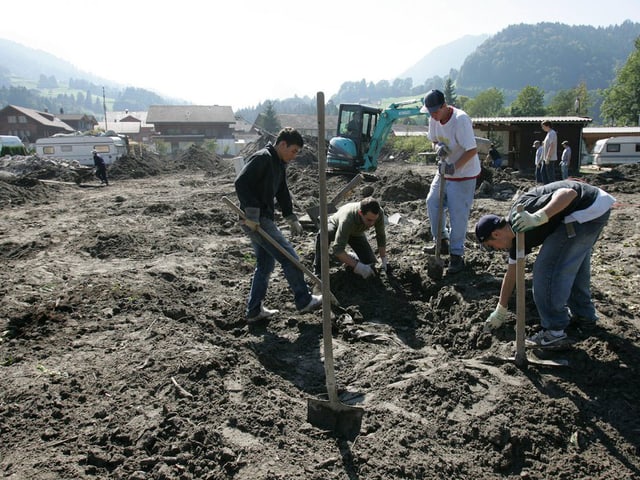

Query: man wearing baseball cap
left=475, top=180, right=615, bottom=347
left=422, top=89, right=480, bottom=275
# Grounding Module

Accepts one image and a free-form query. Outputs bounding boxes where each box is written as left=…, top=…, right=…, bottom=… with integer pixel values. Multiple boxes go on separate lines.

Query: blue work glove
left=511, top=209, right=549, bottom=233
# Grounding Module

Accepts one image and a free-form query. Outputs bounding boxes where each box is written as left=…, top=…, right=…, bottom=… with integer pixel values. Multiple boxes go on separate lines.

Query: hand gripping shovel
left=221, top=196, right=340, bottom=307
left=306, top=92, right=364, bottom=440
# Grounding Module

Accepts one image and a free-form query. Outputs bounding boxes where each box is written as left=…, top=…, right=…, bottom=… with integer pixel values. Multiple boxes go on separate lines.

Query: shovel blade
left=307, top=398, right=364, bottom=441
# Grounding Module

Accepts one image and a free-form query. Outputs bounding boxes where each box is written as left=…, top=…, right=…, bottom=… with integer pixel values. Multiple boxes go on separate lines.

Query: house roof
left=7, top=105, right=74, bottom=132
left=146, top=105, right=235, bottom=124
left=472, top=116, right=592, bottom=126
left=57, top=113, right=98, bottom=124
left=391, top=125, right=429, bottom=136
left=105, top=111, right=152, bottom=126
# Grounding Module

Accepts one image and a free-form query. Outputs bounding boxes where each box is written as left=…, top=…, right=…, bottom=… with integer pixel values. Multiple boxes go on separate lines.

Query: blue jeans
left=532, top=210, right=610, bottom=331
left=543, top=162, right=556, bottom=183
left=244, top=218, right=312, bottom=316
left=426, top=174, right=476, bottom=256
left=560, top=162, right=569, bottom=180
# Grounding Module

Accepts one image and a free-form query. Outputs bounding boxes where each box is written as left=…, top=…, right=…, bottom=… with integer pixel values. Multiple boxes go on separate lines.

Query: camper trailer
left=35, top=135, right=127, bottom=165
left=592, top=136, right=640, bottom=167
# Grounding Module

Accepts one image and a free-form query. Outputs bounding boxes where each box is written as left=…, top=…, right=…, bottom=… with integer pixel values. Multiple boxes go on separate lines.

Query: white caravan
left=35, top=135, right=127, bottom=165
left=592, top=136, right=640, bottom=167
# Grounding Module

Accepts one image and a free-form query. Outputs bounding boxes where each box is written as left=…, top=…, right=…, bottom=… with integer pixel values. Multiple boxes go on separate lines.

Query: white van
left=0, top=135, right=27, bottom=156
left=592, top=136, right=640, bottom=166
left=35, top=135, right=128, bottom=165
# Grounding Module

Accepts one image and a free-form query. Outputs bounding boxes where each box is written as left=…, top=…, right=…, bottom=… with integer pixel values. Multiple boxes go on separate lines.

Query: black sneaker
left=570, top=315, right=597, bottom=331
left=447, top=255, right=465, bottom=274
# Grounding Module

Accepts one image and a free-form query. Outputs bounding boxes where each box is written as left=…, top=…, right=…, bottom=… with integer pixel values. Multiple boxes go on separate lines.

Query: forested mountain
left=456, top=21, right=639, bottom=95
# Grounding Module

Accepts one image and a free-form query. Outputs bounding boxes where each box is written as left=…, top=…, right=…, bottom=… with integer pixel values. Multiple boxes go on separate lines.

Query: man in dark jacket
left=475, top=180, right=615, bottom=347
left=234, top=127, right=321, bottom=323
left=92, top=150, right=109, bottom=185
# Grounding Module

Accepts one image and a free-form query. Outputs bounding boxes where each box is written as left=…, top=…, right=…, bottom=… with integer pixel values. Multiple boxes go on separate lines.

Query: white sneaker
left=525, top=330, right=568, bottom=347
left=247, top=305, right=279, bottom=323
left=300, top=294, right=322, bottom=313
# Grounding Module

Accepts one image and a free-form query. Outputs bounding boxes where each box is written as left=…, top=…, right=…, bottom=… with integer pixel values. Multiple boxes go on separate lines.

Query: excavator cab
left=327, top=104, right=382, bottom=174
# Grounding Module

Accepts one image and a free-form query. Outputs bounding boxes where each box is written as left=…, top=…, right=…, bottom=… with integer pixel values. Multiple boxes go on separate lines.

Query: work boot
left=423, top=239, right=449, bottom=255
left=300, top=294, right=322, bottom=313
left=447, top=255, right=465, bottom=274
left=246, top=304, right=279, bottom=324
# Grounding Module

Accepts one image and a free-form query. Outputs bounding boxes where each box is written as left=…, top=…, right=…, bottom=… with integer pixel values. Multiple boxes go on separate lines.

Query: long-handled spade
left=426, top=165, right=446, bottom=280
left=511, top=205, right=568, bottom=368
left=306, top=91, right=364, bottom=440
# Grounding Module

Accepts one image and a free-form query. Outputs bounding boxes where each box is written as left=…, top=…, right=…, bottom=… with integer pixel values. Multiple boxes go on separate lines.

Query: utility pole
left=102, top=87, right=108, bottom=131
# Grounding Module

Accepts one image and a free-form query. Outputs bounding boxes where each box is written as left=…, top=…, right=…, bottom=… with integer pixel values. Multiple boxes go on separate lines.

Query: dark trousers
left=313, top=227, right=376, bottom=276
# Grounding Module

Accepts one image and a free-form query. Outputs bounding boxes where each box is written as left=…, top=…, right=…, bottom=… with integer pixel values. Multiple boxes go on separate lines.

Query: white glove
left=354, top=262, right=374, bottom=279
left=435, top=143, right=449, bottom=159
left=380, top=256, right=388, bottom=272
left=511, top=210, right=548, bottom=233
left=483, top=304, right=509, bottom=331
left=287, top=218, right=304, bottom=236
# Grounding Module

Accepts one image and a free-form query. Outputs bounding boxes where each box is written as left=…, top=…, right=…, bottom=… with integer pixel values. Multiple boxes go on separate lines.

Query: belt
left=445, top=175, right=479, bottom=182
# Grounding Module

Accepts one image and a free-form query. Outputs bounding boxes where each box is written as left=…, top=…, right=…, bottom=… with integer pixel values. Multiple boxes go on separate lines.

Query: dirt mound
left=1, top=143, right=639, bottom=479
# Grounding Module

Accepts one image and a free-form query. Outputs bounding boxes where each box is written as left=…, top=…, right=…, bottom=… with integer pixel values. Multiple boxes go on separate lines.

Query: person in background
left=487, top=143, right=503, bottom=168
left=560, top=140, right=572, bottom=180
left=422, top=89, right=480, bottom=275
left=541, top=120, right=557, bottom=183
left=234, top=127, right=322, bottom=323
left=313, top=197, right=387, bottom=280
left=92, top=150, right=109, bottom=186
left=533, top=140, right=544, bottom=184
left=475, top=180, right=615, bottom=347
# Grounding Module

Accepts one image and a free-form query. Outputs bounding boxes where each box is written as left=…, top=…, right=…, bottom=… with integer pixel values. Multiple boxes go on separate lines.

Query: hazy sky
left=4, top=0, right=640, bottom=110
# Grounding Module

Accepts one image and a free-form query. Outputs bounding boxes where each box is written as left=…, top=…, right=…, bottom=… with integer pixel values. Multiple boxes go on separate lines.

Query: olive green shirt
left=328, top=201, right=386, bottom=256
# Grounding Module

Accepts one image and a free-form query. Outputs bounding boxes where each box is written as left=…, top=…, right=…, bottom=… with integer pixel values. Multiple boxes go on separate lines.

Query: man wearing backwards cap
left=422, top=89, right=480, bottom=274
left=475, top=180, right=615, bottom=347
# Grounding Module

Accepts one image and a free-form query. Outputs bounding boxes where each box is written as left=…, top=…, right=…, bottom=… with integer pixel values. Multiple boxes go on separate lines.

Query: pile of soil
left=1, top=143, right=639, bottom=479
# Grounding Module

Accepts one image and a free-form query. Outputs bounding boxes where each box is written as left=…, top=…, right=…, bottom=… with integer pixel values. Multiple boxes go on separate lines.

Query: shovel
left=307, top=91, right=364, bottom=440
left=498, top=205, right=568, bottom=368
left=221, top=196, right=340, bottom=306
left=426, top=165, right=446, bottom=280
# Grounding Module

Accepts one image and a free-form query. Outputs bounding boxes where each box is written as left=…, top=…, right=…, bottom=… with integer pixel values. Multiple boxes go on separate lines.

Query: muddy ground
left=0, top=141, right=639, bottom=479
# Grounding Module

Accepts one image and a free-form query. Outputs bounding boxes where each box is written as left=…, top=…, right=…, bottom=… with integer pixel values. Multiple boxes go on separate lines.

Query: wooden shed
left=472, top=116, right=592, bottom=175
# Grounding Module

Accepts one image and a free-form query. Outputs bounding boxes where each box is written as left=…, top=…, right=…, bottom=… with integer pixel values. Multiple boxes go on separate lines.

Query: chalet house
left=103, top=111, right=155, bottom=144
left=0, top=105, right=74, bottom=144
left=472, top=116, right=592, bottom=174
left=57, top=113, right=98, bottom=132
left=146, top=105, right=236, bottom=155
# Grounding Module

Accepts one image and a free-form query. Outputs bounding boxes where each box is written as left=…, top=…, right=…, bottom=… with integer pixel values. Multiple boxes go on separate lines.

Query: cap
left=532, top=140, right=540, bottom=147
left=475, top=214, right=503, bottom=243
left=562, top=140, right=569, bottom=145
left=420, top=89, right=445, bottom=114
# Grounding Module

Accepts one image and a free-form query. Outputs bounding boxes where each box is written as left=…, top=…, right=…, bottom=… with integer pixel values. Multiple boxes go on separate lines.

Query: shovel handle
left=515, top=204, right=527, bottom=366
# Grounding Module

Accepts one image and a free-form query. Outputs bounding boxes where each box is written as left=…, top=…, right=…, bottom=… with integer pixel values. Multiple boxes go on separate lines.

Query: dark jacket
left=234, top=144, right=295, bottom=221
left=508, top=180, right=602, bottom=256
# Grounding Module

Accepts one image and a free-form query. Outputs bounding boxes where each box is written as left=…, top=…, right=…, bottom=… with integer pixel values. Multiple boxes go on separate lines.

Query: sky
left=3, top=0, right=640, bottom=111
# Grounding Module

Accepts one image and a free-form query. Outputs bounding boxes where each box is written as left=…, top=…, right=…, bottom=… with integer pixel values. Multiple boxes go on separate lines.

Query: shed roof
left=472, top=116, right=592, bottom=126
left=147, top=105, right=235, bottom=124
